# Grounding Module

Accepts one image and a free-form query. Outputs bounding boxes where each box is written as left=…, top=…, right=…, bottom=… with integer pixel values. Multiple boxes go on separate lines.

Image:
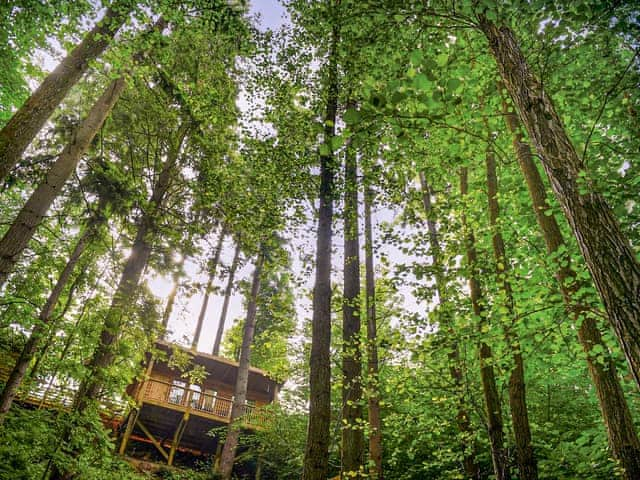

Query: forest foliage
left=0, top=0, right=639, bottom=479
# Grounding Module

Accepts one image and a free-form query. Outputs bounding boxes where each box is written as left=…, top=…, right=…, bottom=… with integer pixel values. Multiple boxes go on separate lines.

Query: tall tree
left=213, top=241, right=241, bottom=356
left=218, top=250, right=264, bottom=480
left=460, top=167, right=510, bottom=480
left=0, top=77, right=126, bottom=288
left=341, top=140, right=364, bottom=477
left=503, top=104, right=640, bottom=479
left=48, top=123, right=191, bottom=480
left=363, top=185, right=383, bottom=480
left=302, top=18, right=340, bottom=480
left=72, top=124, right=188, bottom=413
left=0, top=1, right=131, bottom=180
left=484, top=134, right=537, bottom=480
left=419, top=172, right=480, bottom=479
left=478, top=16, right=640, bottom=391
left=192, top=227, right=226, bottom=350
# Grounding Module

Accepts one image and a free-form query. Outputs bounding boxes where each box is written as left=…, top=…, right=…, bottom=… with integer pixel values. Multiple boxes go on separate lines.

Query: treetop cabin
left=118, top=340, right=282, bottom=467
left=0, top=334, right=281, bottom=469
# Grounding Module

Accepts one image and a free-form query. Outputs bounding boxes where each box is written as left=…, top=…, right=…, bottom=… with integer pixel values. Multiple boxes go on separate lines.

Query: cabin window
left=168, top=380, right=186, bottom=405
left=189, top=384, right=202, bottom=409
left=201, top=389, right=217, bottom=412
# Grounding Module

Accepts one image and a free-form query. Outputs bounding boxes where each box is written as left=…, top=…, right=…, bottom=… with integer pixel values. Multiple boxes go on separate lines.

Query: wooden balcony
left=139, top=377, right=269, bottom=428
left=0, top=358, right=125, bottom=424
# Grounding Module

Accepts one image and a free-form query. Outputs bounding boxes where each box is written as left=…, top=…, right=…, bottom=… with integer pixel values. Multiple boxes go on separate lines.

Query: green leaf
left=436, top=53, right=448, bottom=67
left=343, top=108, right=361, bottom=125
left=319, top=144, right=330, bottom=156
left=446, top=78, right=462, bottom=92
left=391, top=90, right=407, bottom=105
left=414, top=73, right=430, bottom=90
left=410, top=49, right=423, bottom=65
left=330, top=135, right=344, bottom=150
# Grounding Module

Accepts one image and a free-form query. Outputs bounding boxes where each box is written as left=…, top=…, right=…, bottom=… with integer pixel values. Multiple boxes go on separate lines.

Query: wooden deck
left=139, top=377, right=268, bottom=427
left=0, top=360, right=126, bottom=424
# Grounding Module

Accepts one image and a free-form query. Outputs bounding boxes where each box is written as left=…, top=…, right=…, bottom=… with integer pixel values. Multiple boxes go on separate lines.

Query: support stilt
left=214, top=441, right=223, bottom=470
left=118, top=408, right=139, bottom=455
left=168, top=412, right=190, bottom=466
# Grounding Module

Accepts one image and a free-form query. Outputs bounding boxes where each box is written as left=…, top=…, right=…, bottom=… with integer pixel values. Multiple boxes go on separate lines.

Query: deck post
left=168, top=411, right=190, bottom=466
left=118, top=407, right=139, bottom=455
left=213, top=440, right=223, bottom=470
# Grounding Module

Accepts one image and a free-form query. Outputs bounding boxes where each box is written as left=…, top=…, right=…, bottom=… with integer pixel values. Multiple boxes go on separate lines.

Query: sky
left=249, top=0, right=289, bottom=31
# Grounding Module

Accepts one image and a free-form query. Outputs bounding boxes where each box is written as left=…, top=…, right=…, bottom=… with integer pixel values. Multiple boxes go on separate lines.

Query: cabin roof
left=153, top=340, right=282, bottom=397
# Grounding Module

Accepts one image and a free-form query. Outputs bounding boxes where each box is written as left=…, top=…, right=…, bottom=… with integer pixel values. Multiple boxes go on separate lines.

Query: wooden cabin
left=118, top=340, right=281, bottom=466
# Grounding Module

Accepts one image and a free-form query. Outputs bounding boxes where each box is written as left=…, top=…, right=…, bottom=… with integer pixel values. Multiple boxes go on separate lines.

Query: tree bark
left=213, top=241, right=241, bottom=356
left=363, top=186, right=383, bottom=480
left=192, top=228, right=226, bottom=350
left=419, top=172, right=480, bottom=479
left=341, top=140, right=364, bottom=477
left=479, top=17, right=640, bottom=391
left=0, top=205, right=105, bottom=424
left=218, top=252, right=264, bottom=480
left=460, top=167, right=510, bottom=480
left=484, top=138, right=538, bottom=480
left=0, top=2, right=130, bottom=180
left=302, top=22, right=339, bottom=480
left=0, top=77, right=126, bottom=288
left=503, top=104, right=640, bottom=479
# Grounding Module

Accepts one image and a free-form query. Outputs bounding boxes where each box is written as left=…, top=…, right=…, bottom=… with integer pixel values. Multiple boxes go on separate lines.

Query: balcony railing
left=0, top=364, right=125, bottom=419
left=141, top=378, right=268, bottom=427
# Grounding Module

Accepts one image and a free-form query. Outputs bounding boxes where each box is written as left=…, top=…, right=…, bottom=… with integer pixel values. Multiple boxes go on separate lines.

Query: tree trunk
left=419, top=172, right=480, bottom=479
left=363, top=186, right=383, bottom=480
left=0, top=2, right=130, bottom=180
left=218, top=252, right=264, bottom=480
left=48, top=129, right=186, bottom=480
left=479, top=17, right=640, bottom=391
left=192, top=228, right=226, bottom=350
left=503, top=105, right=640, bottom=479
left=484, top=138, right=537, bottom=480
left=0, top=77, right=126, bottom=288
left=460, top=167, right=510, bottom=480
left=341, top=140, right=364, bottom=477
left=0, top=206, right=105, bottom=423
left=212, top=241, right=241, bottom=356
left=302, top=22, right=339, bottom=480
